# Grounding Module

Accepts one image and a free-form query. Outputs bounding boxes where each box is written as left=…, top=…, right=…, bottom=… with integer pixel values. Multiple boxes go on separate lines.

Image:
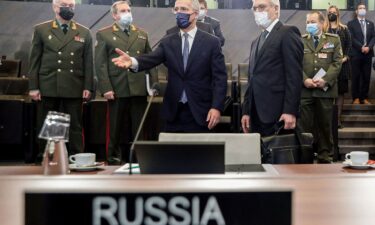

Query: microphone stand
left=129, top=90, right=156, bottom=175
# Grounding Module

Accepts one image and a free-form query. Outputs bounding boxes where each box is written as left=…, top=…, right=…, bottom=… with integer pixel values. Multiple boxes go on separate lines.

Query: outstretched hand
left=112, top=48, right=132, bottom=69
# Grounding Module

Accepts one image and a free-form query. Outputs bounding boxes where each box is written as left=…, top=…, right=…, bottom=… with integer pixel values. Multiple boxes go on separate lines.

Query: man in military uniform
left=299, top=11, right=342, bottom=163
left=28, top=0, right=93, bottom=160
left=95, top=0, right=157, bottom=165
left=197, top=0, right=225, bottom=46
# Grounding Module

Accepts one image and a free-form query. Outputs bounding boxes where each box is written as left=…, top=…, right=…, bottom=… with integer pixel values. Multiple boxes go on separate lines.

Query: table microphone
left=128, top=83, right=160, bottom=174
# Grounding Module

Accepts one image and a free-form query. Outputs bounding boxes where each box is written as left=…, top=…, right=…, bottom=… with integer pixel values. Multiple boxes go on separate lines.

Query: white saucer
left=342, top=160, right=373, bottom=170
left=69, top=162, right=104, bottom=171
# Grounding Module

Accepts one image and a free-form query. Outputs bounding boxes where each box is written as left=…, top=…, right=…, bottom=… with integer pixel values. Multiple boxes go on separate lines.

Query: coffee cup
left=345, top=151, right=369, bottom=165
left=69, top=153, right=96, bottom=167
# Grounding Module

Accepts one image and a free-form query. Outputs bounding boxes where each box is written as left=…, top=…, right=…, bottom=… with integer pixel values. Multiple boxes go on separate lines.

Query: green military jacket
left=95, top=23, right=157, bottom=97
left=302, top=33, right=343, bottom=98
left=28, top=20, right=93, bottom=97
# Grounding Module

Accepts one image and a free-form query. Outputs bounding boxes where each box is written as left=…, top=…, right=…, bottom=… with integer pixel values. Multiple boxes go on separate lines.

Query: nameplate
left=25, top=191, right=292, bottom=225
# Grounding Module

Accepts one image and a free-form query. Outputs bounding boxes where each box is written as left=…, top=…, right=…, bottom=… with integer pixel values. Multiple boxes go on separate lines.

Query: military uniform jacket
left=95, top=23, right=157, bottom=97
left=302, top=33, right=343, bottom=98
left=28, top=20, right=93, bottom=97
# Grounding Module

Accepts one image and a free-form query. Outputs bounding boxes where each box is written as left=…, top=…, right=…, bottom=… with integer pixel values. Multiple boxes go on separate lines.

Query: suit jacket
left=347, top=18, right=375, bottom=57
left=202, top=16, right=225, bottom=46
left=135, top=29, right=227, bottom=126
left=242, top=21, right=304, bottom=124
left=166, top=21, right=214, bottom=35
left=28, top=20, right=93, bottom=97
left=95, top=23, right=157, bottom=97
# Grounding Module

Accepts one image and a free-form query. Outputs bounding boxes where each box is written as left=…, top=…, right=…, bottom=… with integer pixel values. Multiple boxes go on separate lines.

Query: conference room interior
left=2, top=1, right=375, bottom=225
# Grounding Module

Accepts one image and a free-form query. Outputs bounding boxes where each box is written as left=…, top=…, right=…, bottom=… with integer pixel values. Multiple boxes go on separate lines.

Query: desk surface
left=1, top=164, right=375, bottom=225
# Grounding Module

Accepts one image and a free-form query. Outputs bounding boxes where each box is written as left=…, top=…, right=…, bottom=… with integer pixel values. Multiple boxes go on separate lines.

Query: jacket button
left=57, top=69, right=61, bottom=72
left=70, top=52, right=74, bottom=56
left=58, top=60, right=62, bottom=64
left=70, top=69, right=73, bottom=73
left=70, top=61, right=74, bottom=64
left=58, top=52, right=62, bottom=55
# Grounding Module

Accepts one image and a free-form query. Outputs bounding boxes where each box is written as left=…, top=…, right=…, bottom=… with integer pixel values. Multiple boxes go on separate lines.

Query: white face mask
left=119, top=13, right=133, bottom=27
left=198, top=9, right=206, bottom=20
left=358, top=9, right=366, bottom=17
left=254, top=11, right=272, bottom=29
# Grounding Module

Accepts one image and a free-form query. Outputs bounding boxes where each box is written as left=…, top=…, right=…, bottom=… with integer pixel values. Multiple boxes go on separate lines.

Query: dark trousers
left=298, top=97, right=334, bottom=161
left=250, top=106, right=276, bottom=137
left=351, top=55, right=372, bottom=100
left=164, top=103, right=209, bottom=132
left=107, top=97, right=147, bottom=161
left=37, top=97, right=83, bottom=156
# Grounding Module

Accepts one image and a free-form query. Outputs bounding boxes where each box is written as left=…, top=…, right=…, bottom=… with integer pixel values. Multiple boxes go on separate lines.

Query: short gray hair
left=252, top=0, right=280, bottom=17
left=191, top=0, right=200, bottom=12
left=111, top=0, right=131, bottom=15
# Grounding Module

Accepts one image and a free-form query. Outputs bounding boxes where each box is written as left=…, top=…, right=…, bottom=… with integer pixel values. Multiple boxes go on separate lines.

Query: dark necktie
left=62, top=24, right=68, bottom=34
left=256, top=30, right=268, bottom=57
left=313, top=36, right=319, bottom=49
left=124, top=28, right=129, bottom=36
left=180, top=33, right=189, bottom=103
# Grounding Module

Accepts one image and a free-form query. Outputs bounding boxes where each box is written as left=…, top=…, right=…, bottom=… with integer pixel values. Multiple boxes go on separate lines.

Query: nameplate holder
left=25, top=190, right=292, bottom=225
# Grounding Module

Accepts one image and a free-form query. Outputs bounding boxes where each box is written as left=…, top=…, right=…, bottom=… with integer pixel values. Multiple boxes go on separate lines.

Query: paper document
left=312, top=68, right=328, bottom=91
left=114, top=163, right=140, bottom=174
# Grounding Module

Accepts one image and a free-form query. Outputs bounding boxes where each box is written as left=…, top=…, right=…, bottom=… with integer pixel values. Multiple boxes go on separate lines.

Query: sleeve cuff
left=130, top=57, right=139, bottom=72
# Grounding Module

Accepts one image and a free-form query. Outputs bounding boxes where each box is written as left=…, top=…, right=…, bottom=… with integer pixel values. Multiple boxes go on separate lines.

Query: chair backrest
left=0, top=60, right=21, bottom=77
left=159, top=132, right=261, bottom=165
left=238, top=63, right=249, bottom=103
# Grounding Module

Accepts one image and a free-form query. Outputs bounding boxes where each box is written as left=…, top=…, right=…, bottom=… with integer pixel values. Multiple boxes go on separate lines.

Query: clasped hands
left=304, top=78, right=326, bottom=89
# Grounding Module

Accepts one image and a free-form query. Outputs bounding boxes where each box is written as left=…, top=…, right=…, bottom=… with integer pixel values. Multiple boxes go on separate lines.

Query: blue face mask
left=119, top=13, right=133, bottom=27
left=176, top=12, right=191, bottom=29
left=306, top=23, right=319, bottom=36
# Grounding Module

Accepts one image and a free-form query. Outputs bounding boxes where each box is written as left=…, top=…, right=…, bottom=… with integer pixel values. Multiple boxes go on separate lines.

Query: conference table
left=1, top=164, right=375, bottom=225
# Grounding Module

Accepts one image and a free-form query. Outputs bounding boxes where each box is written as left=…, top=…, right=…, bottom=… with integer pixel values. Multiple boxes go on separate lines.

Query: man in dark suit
left=241, top=0, right=303, bottom=136
left=28, top=0, right=93, bottom=160
left=347, top=2, right=375, bottom=105
left=112, top=0, right=227, bottom=132
left=198, top=0, right=225, bottom=46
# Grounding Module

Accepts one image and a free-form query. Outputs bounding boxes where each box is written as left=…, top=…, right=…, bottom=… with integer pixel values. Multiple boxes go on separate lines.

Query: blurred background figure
left=347, top=2, right=375, bottom=105
left=198, top=0, right=225, bottom=46
left=324, top=5, right=352, bottom=129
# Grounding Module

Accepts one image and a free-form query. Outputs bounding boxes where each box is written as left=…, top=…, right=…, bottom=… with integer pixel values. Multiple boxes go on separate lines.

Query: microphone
left=128, top=82, right=159, bottom=174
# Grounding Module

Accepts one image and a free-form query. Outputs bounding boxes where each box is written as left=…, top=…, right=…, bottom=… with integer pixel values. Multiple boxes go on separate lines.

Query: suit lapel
left=256, top=21, right=282, bottom=59
left=170, top=33, right=184, bottom=76
left=125, top=25, right=139, bottom=51
left=185, top=30, right=204, bottom=74
left=305, top=35, right=315, bottom=52
left=249, top=36, right=259, bottom=75
left=112, top=23, right=129, bottom=46
left=58, top=21, right=79, bottom=50
left=51, top=20, right=64, bottom=46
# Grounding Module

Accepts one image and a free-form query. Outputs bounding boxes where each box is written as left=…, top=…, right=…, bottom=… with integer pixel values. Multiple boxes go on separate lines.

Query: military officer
left=28, top=0, right=93, bottom=161
left=298, top=11, right=343, bottom=163
left=95, top=0, right=157, bottom=165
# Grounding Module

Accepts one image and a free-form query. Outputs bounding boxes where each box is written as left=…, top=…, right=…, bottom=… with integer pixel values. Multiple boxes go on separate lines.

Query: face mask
left=59, top=6, right=74, bottom=21
left=328, top=13, right=337, bottom=22
left=358, top=9, right=366, bottom=17
left=306, top=23, right=319, bottom=36
left=119, top=13, right=133, bottom=27
left=176, top=12, right=191, bottom=29
left=198, top=9, right=206, bottom=20
left=254, top=11, right=272, bottom=29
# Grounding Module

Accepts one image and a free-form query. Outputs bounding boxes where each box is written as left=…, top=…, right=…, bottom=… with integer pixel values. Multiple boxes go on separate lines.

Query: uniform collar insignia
left=113, top=24, right=119, bottom=32
left=52, top=20, right=58, bottom=29
left=71, top=21, right=77, bottom=30
left=131, top=25, right=136, bottom=31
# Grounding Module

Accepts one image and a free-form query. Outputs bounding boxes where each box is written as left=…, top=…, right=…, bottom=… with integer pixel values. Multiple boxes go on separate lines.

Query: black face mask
left=328, top=13, right=337, bottom=22
left=59, top=7, right=74, bottom=21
